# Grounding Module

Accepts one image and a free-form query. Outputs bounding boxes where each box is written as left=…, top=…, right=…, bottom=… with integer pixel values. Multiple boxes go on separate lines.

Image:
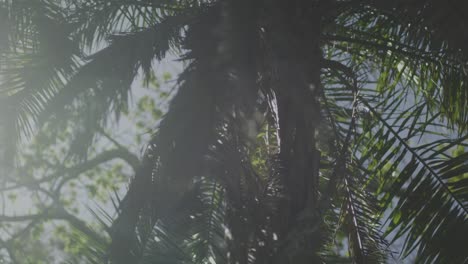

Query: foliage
left=1, top=0, right=468, bottom=263
left=0, top=72, right=169, bottom=262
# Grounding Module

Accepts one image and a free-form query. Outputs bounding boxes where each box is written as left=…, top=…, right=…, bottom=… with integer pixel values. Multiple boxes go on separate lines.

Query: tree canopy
left=1, top=0, right=468, bottom=263
left=0, top=71, right=173, bottom=262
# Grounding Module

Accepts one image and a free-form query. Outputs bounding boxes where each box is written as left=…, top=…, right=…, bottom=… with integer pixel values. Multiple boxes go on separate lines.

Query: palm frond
left=1, top=3, right=187, bottom=159
left=69, top=0, right=186, bottom=50
left=0, top=1, right=81, bottom=157
left=354, top=87, right=468, bottom=262
left=329, top=3, right=468, bottom=131
left=341, top=167, right=388, bottom=263
left=42, top=15, right=183, bottom=157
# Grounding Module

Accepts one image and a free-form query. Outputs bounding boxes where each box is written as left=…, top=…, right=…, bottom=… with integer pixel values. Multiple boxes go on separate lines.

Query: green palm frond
left=351, top=86, right=468, bottom=262
left=322, top=8, right=468, bottom=261
left=187, top=179, right=227, bottom=263
left=69, top=0, right=186, bottom=50
left=1, top=1, right=188, bottom=158
left=0, top=1, right=80, bottom=159
left=42, top=16, right=183, bottom=157
left=321, top=40, right=468, bottom=261
left=320, top=62, right=388, bottom=263
left=327, top=3, right=468, bottom=132
left=341, top=167, right=388, bottom=263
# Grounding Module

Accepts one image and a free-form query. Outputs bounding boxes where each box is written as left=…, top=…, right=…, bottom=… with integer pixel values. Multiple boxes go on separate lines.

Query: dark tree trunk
left=266, top=0, right=324, bottom=262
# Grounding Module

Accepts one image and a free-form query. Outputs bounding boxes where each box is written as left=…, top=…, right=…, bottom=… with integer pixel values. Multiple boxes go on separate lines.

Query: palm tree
left=1, top=0, right=467, bottom=263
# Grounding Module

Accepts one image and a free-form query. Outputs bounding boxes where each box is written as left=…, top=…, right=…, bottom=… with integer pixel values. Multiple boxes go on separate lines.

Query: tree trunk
left=266, top=0, right=324, bottom=262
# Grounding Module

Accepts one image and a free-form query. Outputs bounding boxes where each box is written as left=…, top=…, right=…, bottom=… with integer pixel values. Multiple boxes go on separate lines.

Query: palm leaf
left=329, top=3, right=468, bottom=131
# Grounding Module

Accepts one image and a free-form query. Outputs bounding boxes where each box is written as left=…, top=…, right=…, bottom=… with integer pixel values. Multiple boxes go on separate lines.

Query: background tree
left=0, top=67, right=172, bottom=263
left=1, top=0, right=468, bottom=263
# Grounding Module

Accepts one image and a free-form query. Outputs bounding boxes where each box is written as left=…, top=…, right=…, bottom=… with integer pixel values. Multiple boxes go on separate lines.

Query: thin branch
left=320, top=60, right=359, bottom=208
left=0, top=148, right=140, bottom=192
left=0, top=239, right=19, bottom=264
